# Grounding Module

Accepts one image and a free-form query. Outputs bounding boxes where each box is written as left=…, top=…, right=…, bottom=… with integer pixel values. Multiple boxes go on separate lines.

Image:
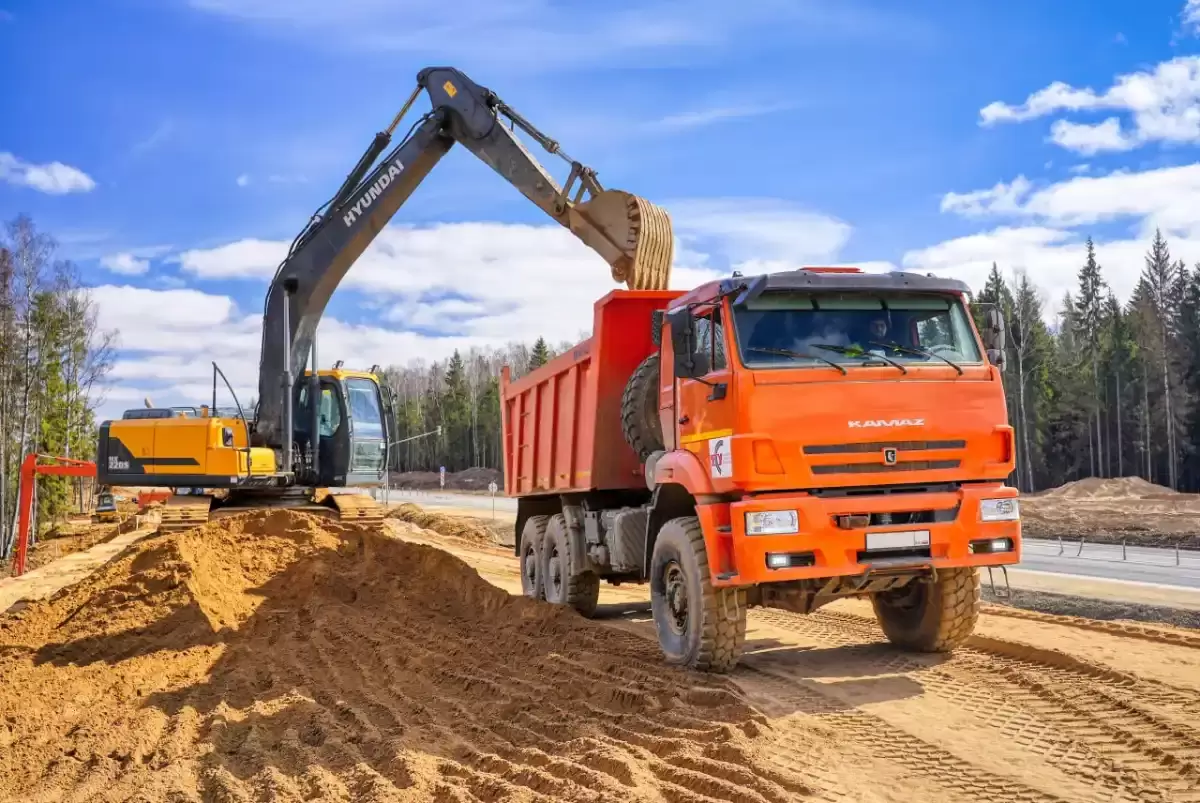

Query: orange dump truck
left=500, top=267, right=1020, bottom=672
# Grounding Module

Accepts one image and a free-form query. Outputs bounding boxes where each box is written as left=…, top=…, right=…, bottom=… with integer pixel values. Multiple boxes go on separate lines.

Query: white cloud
left=979, top=55, right=1200, bottom=153
left=1185, top=0, right=1200, bottom=35
left=236, top=174, right=251, bottom=187
left=0, top=152, right=95, bottom=194
left=1048, top=117, right=1132, bottom=154
left=176, top=237, right=283, bottom=278
left=647, top=102, right=796, bottom=132
left=903, top=225, right=1200, bottom=315
left=666, top=198, right=853, bottom=271
left=939, top=162, right=1200, bottom=239
left=1068, top=163, right=1092, bottom=174
left=915, top=158, right=1200, bottom=319
left=96, top=197, right=869, bottom=412
left=100, top=253, right=151, bottom=275
left=941, top=176, right=1033, bottom=217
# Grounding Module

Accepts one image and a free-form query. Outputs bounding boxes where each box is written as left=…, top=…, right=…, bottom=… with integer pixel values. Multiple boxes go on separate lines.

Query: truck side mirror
left=667, top=308, right=710, bottom=378
left=982, top=307, right=1006, bottom=369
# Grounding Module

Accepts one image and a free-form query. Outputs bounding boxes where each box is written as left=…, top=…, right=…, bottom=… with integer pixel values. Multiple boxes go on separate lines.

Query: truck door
left=675, top=302, right=736, bottom=482
left=343, top=376, right=388, bottom=486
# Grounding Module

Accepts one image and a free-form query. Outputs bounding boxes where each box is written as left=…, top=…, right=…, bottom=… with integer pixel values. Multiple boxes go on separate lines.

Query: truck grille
left=812, top=459, right=960, bottom=475
left=803, top=440, right=966, bottom=455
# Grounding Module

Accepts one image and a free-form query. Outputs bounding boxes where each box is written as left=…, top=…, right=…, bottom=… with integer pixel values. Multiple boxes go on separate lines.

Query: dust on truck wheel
left=871, top=567, right=980, bottom=652
left=621, top=353, right=664, bottom=461
left=650, top=516, right=747, bottom=673
left=540, top=514, right=600, bottom=617
left=519, top=515, right=550, bottom=600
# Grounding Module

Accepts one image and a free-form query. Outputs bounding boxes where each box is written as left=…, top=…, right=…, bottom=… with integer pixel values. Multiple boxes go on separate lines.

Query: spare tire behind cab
left=621, top=353, right=664, bottom=461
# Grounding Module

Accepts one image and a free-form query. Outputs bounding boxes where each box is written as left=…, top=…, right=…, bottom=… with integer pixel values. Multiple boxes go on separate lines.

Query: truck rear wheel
left=541, top=514, right=600, bottom=617
left=650, top=516, right=746, bottom=673
left=519, top=515, right=550, bottom=600
left=871, top=567, right=980, bottom=652
left=621, top=353, right=664, bottom=461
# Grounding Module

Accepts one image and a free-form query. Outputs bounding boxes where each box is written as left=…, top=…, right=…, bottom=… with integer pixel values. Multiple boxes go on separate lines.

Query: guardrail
left=1028, top=535, right=1200, bottom=569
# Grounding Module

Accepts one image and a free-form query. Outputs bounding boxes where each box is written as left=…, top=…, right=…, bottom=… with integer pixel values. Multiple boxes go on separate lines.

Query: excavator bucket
left=572, top=190, right=674, bottom=291
left=158, top=494, right=213, bottom=534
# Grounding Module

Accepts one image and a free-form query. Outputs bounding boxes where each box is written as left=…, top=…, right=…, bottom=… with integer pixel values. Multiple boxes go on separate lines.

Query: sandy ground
left=1023, top=476, right=1200, bottom=548
left=1, top=510, right=1200, bottom=802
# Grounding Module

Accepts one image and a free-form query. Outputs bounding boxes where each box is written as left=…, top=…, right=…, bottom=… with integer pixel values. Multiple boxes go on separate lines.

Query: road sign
left=487, top=481, right=498, bottom=494
left=439, top=466, right=446, bottom=489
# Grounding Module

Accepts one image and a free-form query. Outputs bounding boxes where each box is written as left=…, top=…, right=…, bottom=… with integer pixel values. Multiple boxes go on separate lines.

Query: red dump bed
left=501, top=289, right=682, bottom=497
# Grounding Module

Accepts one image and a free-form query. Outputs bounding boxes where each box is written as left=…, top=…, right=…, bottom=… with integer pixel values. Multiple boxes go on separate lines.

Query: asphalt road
left=385, top=490, right=1200, bottom=591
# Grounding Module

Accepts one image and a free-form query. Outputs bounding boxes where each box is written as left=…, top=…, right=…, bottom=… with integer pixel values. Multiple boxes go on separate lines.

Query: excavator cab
left=294, top=368, right=393, bottom=487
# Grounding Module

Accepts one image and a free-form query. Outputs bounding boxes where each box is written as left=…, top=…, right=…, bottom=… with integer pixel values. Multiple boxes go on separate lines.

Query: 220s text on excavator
left=94, top=66, right=676, bottom=534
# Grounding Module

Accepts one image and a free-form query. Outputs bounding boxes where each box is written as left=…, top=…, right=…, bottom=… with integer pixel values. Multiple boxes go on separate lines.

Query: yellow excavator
left=95, top=66, right=675, bottom=534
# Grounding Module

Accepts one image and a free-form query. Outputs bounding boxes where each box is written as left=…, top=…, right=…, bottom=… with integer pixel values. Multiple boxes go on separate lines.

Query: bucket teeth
left=573, top=189, right=674, bottom=292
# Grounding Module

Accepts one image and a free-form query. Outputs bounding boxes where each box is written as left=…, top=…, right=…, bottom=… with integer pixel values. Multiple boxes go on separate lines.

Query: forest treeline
left=0, top=216, right=114, bottom=558
left=979, top=229, right=1200, bottom=493
left=386, top=229, right=1200, bottom=494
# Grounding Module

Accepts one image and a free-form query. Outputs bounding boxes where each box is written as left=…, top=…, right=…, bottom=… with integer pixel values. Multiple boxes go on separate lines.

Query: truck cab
left=502, top=266, right=1021, bottom=674
left=653, top=268, right=1018, bottom=589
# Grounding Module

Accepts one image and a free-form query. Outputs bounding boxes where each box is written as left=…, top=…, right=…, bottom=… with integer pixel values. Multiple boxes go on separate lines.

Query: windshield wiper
left=811, top=343, right=907, bottom=375
left=746, top=347, right=847, bottom=375
left=870, top=341, right=964, bottom=376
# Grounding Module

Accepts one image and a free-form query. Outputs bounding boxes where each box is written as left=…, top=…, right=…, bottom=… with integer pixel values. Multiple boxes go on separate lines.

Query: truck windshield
left=733, top=291, right=982, bottom=368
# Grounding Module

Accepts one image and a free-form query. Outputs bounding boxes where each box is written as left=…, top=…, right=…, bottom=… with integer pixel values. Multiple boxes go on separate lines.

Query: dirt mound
left=1038, top=476, right=1179, bottom=500
left=391, top=467, right=502, bottom=491
left=0, top=519, right=125, bottom=580
left=0, top=510, right=794, bottom=802
left=385, top=503, right=497, bottom=545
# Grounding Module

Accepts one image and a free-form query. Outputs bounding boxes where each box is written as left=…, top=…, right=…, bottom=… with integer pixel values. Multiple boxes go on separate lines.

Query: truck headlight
left=745, top=510, right=799, bottom=535
left=979, top=498, right=1020, bottom=522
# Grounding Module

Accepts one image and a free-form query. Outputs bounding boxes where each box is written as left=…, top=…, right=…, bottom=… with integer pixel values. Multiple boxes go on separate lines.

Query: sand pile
left=385, top=502, right=496, bottom=545
left=0, top=510, right=795, bottom=802
left=1037, top=476, right=1180, bottom=500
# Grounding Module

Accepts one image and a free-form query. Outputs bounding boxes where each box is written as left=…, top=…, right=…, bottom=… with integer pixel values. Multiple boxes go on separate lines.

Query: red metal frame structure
left=10, top=453, right=96, bottom=577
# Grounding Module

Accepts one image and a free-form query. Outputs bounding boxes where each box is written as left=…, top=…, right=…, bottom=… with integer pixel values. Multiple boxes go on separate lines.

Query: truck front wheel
left=871, top=567, right=980, bottom=652
left=541, top=514, right=600, bottom=617
left=650, top=516, right=746, bottom=673
left=519, top=515, right=549, bottom=600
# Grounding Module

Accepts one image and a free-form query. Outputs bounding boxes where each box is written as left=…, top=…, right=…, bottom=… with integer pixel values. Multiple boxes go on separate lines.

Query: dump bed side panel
left=501, top=289, right=681, bottom=496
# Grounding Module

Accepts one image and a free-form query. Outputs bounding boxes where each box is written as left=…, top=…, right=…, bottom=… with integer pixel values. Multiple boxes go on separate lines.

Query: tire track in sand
left=0, top=511, right=830, bottom=803
left=746, top=606, right=1200, bottom=802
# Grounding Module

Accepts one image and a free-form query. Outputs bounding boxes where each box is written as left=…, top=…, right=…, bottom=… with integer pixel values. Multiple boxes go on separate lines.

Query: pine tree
left=529, top=337, right=550, bottom=370
left=1074, top=237, right=1107, bottom=476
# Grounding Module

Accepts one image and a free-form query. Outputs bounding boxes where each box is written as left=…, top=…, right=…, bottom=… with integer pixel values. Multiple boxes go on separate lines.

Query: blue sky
left=3, top=0, right=1200, bottom=415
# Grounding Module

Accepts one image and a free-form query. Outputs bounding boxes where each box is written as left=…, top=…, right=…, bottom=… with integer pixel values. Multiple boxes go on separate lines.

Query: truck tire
left=621, top=353, right=664, bottom=461
left=541, top=514, right=600, bottom=617
left=650, top=516, right=746, bottom=673
left=519, top=515, right=550, bottom=600
left=871, top=567, right=980, bottom=652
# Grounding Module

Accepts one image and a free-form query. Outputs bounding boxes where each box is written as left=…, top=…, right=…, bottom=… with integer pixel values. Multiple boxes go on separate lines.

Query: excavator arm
left=255, top=66, right=673, bottom=451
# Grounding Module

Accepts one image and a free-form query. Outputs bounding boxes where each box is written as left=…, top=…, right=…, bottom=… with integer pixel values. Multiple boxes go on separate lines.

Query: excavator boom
left=256, top=66, right=673, bottom=450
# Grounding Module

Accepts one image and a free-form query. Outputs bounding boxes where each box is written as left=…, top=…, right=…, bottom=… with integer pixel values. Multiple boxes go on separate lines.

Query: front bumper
left=699, top=483, right=1021, bottom=588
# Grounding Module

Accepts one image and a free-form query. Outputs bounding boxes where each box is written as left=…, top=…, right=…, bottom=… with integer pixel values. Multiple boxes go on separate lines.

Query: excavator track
left=157, top=494, right=213, bottom=534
